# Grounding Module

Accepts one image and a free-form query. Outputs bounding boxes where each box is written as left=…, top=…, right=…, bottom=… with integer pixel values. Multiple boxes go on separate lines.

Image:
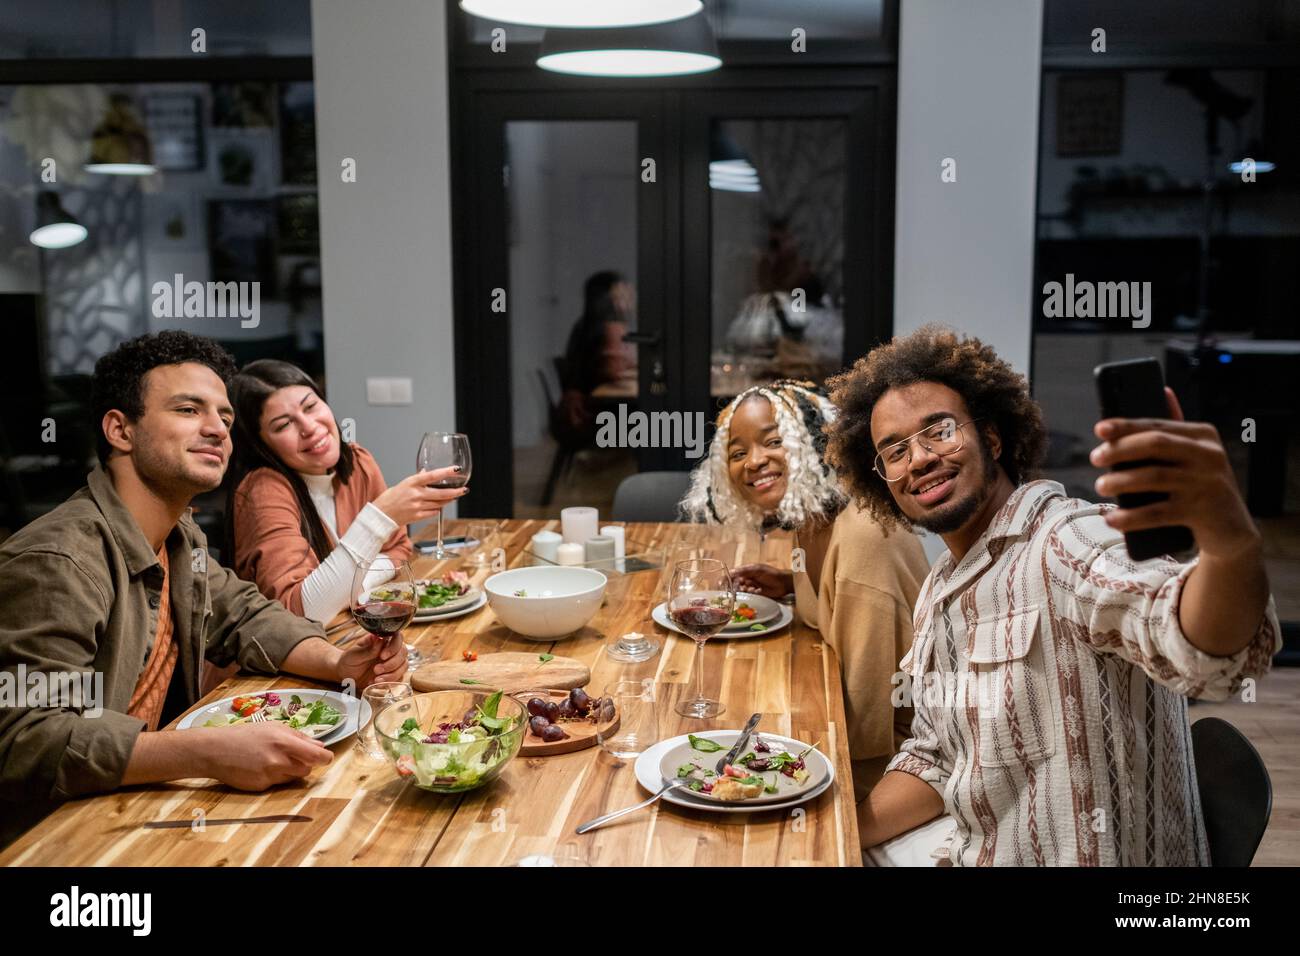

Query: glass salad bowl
left=374, top=690, right=526, bottom=793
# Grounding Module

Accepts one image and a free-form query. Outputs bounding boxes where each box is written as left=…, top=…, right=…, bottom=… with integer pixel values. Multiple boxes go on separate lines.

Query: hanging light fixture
left=710, top=128, right=760, bottom=193
left=30, top=191, right=88, bottom=249
left=1227, top=159, right=1276, bottom=174
left=537, top=12, right=720, bottom=77
left=85, top=93, right=157, bottom=176
left=461, top=0, right=701, bottom=29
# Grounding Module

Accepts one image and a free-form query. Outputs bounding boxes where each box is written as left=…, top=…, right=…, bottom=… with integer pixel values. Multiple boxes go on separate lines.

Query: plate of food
left=651, top=600, right=793, bottom=640
left=633, top=729, right=833, bottom=813
left=721, top=594, right=782, bottom=631
left=176, top=688, right=367, bottom=747
left=407, top=571, right=483, bottom=622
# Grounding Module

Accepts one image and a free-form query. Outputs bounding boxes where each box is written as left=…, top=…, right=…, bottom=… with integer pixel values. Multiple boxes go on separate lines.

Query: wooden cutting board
left=411, top=653, right=589, bottom=693
left=518, top=689, right=616, bottom=757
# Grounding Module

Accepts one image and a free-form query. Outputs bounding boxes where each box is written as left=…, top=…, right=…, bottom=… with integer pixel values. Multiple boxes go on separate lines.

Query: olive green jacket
left=0, top=466, right=323, bottom=846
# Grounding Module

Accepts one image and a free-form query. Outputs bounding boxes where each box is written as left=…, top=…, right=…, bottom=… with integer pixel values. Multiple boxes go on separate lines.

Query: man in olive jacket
left=0, top=331, right=407, bottom=848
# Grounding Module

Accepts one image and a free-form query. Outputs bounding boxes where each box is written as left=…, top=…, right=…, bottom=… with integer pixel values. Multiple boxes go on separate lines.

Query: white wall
left=892, top=0, right=1044, bottom=374
left=310, top=0, right=457, bottom=510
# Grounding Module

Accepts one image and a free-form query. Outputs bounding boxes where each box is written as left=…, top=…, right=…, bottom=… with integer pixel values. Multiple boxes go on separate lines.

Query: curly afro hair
left=91, top=330, right=238, bottom=465
left=825, top=325, right=1047, bottom=529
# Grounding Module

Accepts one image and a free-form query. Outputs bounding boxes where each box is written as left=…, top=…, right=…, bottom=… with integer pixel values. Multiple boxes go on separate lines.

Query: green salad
left=384, top=690, right=521, bottom=791
left=202, top=693, right=343, bottom=739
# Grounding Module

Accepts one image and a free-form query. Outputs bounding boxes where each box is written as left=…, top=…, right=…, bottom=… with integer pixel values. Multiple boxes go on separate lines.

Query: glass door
left=455, top=92, right=669, bottom=518
left=679, top=88, right=891, bottom=416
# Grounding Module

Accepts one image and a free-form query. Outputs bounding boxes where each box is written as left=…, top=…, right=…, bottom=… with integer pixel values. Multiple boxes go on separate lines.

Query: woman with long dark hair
left=224, top=360, right=465, bottom=623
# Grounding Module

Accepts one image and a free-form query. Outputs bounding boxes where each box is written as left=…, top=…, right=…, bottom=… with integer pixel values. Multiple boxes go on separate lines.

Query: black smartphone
left=1093, top=357, right=1195, bottom=561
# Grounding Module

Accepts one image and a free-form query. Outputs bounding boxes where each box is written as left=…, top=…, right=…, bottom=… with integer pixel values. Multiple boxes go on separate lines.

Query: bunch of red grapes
left=525, top=688, right=601, bottom=742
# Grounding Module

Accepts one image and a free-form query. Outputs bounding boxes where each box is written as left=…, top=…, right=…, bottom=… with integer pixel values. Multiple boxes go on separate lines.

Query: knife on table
left=142, top=814, right=311, bottom=829
left=716, top=712, right=762, bottom=776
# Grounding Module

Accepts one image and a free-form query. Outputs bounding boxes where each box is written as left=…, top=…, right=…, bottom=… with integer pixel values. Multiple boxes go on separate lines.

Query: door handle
left=623, top=331, right=661, bottom=346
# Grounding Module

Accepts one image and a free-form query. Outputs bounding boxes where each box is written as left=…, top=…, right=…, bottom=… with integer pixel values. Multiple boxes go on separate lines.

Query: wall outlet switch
left=366, top=377, right=414, bottom=406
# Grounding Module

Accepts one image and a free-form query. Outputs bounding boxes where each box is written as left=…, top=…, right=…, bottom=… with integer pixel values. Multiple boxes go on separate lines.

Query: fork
left=249, top=709, right=270, bottom=723
left=575, top=778, right=691, bottom=834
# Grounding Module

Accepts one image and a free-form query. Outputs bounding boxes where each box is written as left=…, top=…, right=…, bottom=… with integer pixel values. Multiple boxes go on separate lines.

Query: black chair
left=537, top=358, right=590, bottom=506
left=1190, top=717, right=1272, bottom=866
left=610, top=471, right=693, bottom=523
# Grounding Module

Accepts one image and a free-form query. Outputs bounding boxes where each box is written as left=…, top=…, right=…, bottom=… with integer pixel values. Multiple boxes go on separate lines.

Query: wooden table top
left=1, top=520, right=861, bottom=867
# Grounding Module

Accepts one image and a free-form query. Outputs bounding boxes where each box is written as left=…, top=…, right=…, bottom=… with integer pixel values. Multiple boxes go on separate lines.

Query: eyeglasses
left=873, top=418, right=980, bottom=482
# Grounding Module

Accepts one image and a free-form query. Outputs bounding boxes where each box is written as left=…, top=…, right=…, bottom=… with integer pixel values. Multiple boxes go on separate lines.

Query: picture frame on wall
left=277, top=194, right=320, bottom=256
left=1056, top=73, right=1124, bottom=157
left=211, top=81, right=274, bottom=128
left=279, top=81, right=318, bottom=185
left=208, top=199, right=277, bottom=297
left=208, top=129, right=274, bottom=191
left=143, top=93, right=204, bottom=172
left=143, top=192, right=204, bottom=250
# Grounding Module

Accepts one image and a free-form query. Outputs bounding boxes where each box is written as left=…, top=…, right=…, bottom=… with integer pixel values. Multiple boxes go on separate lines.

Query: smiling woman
left=681, top=380, right=930, bottom=798
left=224, top=360, right=468, bottom=631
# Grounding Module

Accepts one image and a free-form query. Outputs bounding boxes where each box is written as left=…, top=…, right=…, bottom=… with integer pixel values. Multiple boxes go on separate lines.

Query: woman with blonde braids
left=681, top=380, right=930, bottom=798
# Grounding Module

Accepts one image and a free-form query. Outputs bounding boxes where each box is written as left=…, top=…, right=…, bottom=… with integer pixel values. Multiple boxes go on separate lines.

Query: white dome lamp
left=84, top=93, right=157, bottom=176
left=538, top=12, right=721, bottom=78
left=461, top=0, right=702, bottom=29
left=710, top=129, right=761, bottom=193
left=30, top=191, right=88, bottom=249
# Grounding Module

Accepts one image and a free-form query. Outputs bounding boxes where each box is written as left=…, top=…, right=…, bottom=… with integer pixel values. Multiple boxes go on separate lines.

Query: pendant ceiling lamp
left=538, top=13, right=721, bottom=77
left=85, top=93, right=156, bottom=175
left=460, top=1, right=702, bottom=29
left=710, top=129, right=760, bottom=193
left=30, top=191, right=88, bottom=249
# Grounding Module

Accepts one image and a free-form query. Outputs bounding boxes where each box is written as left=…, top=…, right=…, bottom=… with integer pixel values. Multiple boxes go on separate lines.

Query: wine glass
left=668, top=558, right=734, bottom=719
left=351, top=558, right=420, bottom=667
left=416, top=432, right=472, bottom=559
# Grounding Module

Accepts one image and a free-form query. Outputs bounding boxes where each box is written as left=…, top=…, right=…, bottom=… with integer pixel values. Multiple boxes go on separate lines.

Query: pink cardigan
left=231, top=444, right=413, bottom=617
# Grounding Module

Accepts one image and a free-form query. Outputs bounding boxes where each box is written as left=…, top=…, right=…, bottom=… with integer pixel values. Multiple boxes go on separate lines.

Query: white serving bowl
left=483, top=566, right=607, bottom=639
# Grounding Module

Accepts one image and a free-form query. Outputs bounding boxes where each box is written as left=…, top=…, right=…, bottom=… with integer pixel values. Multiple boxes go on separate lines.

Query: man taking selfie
left=827, top=326, right=1279, bottom=866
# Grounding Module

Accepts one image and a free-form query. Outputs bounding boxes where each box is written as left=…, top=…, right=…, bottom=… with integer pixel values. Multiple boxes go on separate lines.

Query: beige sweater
left=794, top=505, right=930, bottom=799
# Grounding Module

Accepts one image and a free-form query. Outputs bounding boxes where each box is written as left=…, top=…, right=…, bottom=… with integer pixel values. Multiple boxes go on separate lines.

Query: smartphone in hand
left=1093, top=358, right=1195, bottom=561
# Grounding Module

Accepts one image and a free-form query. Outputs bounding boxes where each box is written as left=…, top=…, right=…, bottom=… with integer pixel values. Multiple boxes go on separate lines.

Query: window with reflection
left=710, top=118, right=846, bottom=398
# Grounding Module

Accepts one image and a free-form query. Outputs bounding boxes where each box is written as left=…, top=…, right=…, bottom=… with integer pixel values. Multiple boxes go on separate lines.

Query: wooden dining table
left=0, top=520, right=861, bottom=867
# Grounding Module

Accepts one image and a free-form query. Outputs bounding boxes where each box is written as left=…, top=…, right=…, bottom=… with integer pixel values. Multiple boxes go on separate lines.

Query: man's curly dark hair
left=825, top=325, right=1047, bottom=529
left=91, top=330, right=238, bottom=464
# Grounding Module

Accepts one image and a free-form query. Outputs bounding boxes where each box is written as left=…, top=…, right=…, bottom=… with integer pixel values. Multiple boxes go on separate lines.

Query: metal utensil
left=142, top=814, right=311, bottom=829
left=716, top=712, right=762, bottom=775
left=575, top=778, right=690, bottom=834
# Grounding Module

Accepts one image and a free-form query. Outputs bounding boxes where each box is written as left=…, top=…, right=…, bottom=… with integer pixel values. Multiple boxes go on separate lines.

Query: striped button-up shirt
left=887, top=480, right=1281, bottom=866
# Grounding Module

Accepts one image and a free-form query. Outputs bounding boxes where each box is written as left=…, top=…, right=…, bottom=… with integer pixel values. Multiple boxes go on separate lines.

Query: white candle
left=585, top=536, right=616, bottom=563
left=600, top=525, right=625, bottom=559
left=560, top=506, right=598, bottom=545
left=555, top=542, right=585, bottom=566
left=531, top=530, right=562, bottom=562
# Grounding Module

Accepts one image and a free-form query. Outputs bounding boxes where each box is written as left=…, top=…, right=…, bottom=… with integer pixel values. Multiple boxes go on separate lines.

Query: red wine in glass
left=353, top=599, right=416, bottom=637
left=351, top=560, right=418, bottom=661
left=668, top=558, right=734, bottom=719
left=669, top=603, right=730, bottom=639
left=417, top=432, right=473, bottom=559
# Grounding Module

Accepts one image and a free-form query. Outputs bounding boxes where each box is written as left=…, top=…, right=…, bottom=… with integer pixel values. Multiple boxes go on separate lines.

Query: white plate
left=722, top=593, right=782, bottom=630
left=176, top=688, right=369, bottom=747
left=634, top=730, right=833, bottom=814
left=651, top=601, right=793, bottom=640
left=412, top=590, right=487, bottom=623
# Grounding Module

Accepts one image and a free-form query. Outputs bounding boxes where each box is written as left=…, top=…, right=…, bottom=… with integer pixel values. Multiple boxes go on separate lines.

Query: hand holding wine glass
left=373, top=466, right=467, bottom=527
left=416, top=433, right=473, bottom=559
left=350, top=558, right=417, bottom=677
left=669, top=558, right=734, bottom=719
